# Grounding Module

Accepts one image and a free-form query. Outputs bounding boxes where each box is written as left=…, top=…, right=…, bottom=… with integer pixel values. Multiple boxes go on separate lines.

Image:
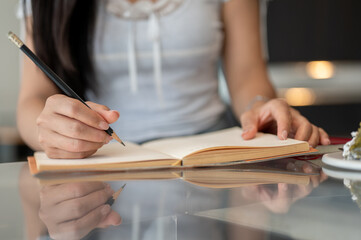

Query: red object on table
left=291, top=136, right=351, bottom=161
left=329, top=137, right=351, bottom=145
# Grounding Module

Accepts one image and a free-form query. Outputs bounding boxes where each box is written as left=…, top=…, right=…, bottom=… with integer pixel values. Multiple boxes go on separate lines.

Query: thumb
left=240, top=111, right=258, bottom=140
left=98, top=211, right=122, bottom=228
left=86, top=102, right=120, bottom=124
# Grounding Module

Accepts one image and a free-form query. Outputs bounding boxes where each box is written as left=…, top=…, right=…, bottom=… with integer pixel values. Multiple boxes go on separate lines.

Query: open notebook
left=28, top=127, right=317, bottom=174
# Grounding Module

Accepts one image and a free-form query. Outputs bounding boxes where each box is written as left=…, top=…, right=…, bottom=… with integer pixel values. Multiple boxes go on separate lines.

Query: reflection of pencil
left=106, top=183, right=126, bottom=206
left=7, top=31, right=125, bottom=146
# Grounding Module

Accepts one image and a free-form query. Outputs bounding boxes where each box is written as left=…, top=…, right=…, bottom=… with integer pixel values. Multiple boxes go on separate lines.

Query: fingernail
left=99, top=121, right=109, bottom=130
left=243, top=126, right=254, bottom=134
left=325, top=138, right=331, bottom=145
left=114, top=218, right=122, bottom=226
left=111, top=110, right=120, bottom=118
left=282, top=130, right=288, bottom=140
left=101, top=204, right=111, bottom=215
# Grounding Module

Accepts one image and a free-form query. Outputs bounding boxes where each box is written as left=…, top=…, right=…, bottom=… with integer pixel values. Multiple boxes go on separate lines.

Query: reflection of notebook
left=35, top=162, right=316, bottom=188
left=28, top=127, right=317, bottom=174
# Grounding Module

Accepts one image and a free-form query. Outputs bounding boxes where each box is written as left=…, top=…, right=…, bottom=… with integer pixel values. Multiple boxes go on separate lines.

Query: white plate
left=322, top=166, right=361, bottom=180
left=322, top=152, right=361, bottom=170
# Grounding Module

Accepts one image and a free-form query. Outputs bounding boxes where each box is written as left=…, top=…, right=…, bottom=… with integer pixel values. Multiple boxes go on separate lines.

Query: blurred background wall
left=266, top=0, right=361, bottom=136
left=0, top=0, right=361, bottom=162
left=0, top=0, right=20, bottom=127
left=0, top=0, right=23, bottom=162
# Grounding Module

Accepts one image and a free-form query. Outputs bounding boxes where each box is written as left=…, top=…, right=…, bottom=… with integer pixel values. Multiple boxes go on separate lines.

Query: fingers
left=259, top=184, right=292, bottom=213
left=320, top=170, right=329, bottom=182
left=98, top=210, right=122, bottom=228
left=60, top=205, right=121, bottom=239
left=44, top=95, right=110, bottom=131
left=290, top=109, right=318, bottom=147
left=263, top=99, right=292, bottom=140
left=39, top=182, right=119, bottom=240
left=240, top=98, right=330, bottom=147
left=87, top=101, right=120, bottom=124
left=39, top=128, right=105, bottom=154
left=319, top=127, right=331, bottom=145
left=39, top=114, right=111, bottom=143
left=240, top=111, right=258, bottom=140
left=292, top=121, right=328, bottom=147
left=40, top=182, right=109, bottom=205
left=258, top=185, right=273, bottom=202
left=37, top=94, right=118, bottom=158
left=54, top=186, right=114, bottom=221
left=302, top=163, right=321, bottom=188
left=276, top=183, right=290, bottom=201
left=48, top=205, right=112, bottom=240
left=288, top=109, right=330, bottom=147
left=44, top=148, right=97, bottom=159
left=260, top=100, right=329, bottom=146
left=292, top=113, right=313, bottom=141
left=242, top=99, right=292, bottom=140
left=308, top=125, right=320, bottom=148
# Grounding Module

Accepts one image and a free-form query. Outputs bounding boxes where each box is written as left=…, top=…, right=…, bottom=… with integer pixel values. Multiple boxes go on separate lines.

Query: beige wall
left=0, top=0, right=20, bottom=127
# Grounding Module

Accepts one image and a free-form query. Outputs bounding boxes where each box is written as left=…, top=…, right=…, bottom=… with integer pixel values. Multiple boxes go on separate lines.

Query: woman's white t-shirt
left=19, top=0, right=229, bottom=143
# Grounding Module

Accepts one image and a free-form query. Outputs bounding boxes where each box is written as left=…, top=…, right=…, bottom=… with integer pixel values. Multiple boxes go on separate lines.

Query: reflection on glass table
left=0, top=156, right=359, bottom=239
left=18, top=159, right=327, bottom=240
left=323, top=165, right=361, bottom=213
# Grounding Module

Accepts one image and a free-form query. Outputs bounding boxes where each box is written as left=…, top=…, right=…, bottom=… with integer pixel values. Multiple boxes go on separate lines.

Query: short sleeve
left=16, top=0, right=32, bottom=19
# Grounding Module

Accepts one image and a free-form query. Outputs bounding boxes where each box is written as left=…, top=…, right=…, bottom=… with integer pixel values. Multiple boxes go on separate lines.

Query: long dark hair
left=24, top=0, right=98, bottom=99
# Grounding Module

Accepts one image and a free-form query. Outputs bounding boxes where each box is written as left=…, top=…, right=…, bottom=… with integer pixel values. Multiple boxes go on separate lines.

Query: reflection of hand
left=241, top=161, right=328, bottom=213
left=240, top=98, right=330, bottom=147
left=37, top=94, right=119, bottom=158
left=39, top=182, right=121, bottom=240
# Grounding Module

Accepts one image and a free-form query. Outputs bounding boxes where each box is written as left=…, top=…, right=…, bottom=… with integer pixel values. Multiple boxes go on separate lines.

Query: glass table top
left=1, top=156, right=361, bottom=240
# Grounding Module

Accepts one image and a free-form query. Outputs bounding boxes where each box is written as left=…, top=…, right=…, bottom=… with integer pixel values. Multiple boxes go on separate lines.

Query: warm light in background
left=306, top=61, right=335, bottom=79
left=284, top=88, right=316, bottom=106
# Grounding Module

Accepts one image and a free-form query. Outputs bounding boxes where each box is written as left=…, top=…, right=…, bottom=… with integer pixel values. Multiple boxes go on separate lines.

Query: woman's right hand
left=36, top=94, right=120, bottom=159
left=39, top=182, right=122, bottom=240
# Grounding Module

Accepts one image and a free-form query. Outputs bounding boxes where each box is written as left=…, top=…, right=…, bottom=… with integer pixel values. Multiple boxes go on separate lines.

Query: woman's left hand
left=239, top=160, right=328, bottom=213
left=240, top=98, right=330, bottom=147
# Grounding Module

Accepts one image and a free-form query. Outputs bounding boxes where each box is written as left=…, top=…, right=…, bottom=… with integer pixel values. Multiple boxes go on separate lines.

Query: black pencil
left=8, top=31, right=125, bottom=146
left=106, top=183, right=126, bottom=206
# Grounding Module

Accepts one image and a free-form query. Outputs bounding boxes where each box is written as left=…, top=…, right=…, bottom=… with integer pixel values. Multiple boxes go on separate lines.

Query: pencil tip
left=111, top=132, right=126, bottom=146
left=113, top=184, right=126, bottom=200
left=113, top=190, right=121, bottom=200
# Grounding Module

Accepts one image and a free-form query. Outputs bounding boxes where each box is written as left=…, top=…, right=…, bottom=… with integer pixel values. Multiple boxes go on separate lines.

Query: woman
left=17, top=0, right=330, bottom=159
